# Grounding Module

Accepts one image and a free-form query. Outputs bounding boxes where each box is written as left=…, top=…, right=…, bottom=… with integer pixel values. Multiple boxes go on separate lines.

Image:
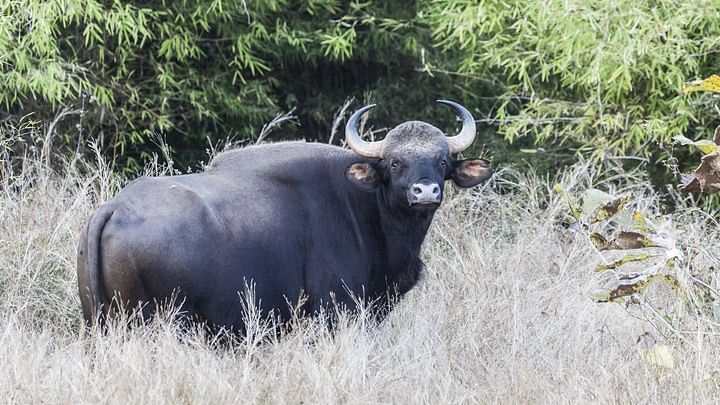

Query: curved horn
left=437, top=99, right=476, bottom=154
left=345, top=104, right=384, bottom=158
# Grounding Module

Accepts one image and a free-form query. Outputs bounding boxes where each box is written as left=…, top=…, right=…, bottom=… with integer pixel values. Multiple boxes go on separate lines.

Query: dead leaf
left=591, top=231, right=660, bottom=251
left=683, top=74, right=720, bottom=94
left=606, top=279, right=652, bottom=299
left=595, top=253, right=655, bottom=272
left=641, top=344, right=675, bottom=368
left=589, top=233, right=609, bottom=250
left=580, top=189, right=614, bottom=218
left=591, top=289, right=616, bottom=302
left=632, top=211, right=649, bottom=232
left=680, top=153, right=720, bottom=193
left=654, top=274, right=684, bottom=294
left=554, top=183, right=582, bottom=220
left=612, top=231, right=660, bottom=249
left=593, top=273, right=684, bottom=302
left=589, top=195, right=630, bottom=224
left=602, top=273, right=685, bottom=301
left=673, top=135, right=719, bottom=155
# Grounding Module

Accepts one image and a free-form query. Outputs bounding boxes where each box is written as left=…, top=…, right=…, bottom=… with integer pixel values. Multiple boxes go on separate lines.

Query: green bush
left=0, top=1, right=456, bottom=167
left=423, top=0, right=720, bottom=171
left=2, top=0, right=720, bottom=178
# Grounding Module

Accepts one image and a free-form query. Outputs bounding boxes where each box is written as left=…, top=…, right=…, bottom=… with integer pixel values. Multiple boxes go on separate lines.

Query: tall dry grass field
left=1, top=140, right=719, bottom=403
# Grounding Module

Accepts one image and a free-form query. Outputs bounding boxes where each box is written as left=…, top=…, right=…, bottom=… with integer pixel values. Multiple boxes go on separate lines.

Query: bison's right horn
left=437, top=100, right=477, bottom=154
left=345, top=104, right=384, bottom=158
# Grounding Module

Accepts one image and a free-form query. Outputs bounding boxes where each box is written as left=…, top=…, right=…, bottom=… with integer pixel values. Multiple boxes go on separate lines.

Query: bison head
left=344, top=100, right=493, bottom=211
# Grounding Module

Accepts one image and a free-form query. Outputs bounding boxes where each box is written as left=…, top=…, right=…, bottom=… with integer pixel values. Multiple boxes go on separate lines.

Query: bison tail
left=85, top=204, right=115, bottom=327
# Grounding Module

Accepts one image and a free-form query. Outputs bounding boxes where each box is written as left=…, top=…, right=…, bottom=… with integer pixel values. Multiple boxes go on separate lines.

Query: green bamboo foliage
left=0, top=0, right=427, bottom=166
left=422, top=0, right=720, bottom=163
left=3, top=0, right=720, bottom=176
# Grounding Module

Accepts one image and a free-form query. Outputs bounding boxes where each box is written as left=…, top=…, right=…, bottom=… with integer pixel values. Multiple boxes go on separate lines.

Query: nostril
left=432, top=185, right=440, bottom=195
left=413, top=186, right=422, bottom=195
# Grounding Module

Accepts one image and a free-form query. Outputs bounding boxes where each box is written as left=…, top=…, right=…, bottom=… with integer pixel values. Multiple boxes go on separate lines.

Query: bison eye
left=390, top=161, right=400, bottom=170
left=440, top=158, right=448, bottom=166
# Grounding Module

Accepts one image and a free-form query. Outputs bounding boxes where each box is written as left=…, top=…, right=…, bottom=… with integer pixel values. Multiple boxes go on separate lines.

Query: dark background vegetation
left=2, top=0, right=720, bottom=185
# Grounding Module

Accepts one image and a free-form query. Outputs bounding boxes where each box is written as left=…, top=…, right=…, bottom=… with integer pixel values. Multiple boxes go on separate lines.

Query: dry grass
left=1, top=147, right=719, bottom=404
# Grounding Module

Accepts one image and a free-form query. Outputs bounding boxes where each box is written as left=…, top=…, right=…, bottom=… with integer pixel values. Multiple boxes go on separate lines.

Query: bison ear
left=448, top=158, right=493, bottom=188
left=346, top=162, right=380, bottom=191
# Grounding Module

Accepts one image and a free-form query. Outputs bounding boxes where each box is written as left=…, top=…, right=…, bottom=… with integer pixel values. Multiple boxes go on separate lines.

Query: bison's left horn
left=437, top=100, right=477, bottom=154
left=345, top=104, right=384, bottom=158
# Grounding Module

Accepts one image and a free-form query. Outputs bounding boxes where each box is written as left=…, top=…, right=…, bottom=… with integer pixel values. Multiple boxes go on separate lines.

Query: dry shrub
left=1, top=141, right=719, bottom=403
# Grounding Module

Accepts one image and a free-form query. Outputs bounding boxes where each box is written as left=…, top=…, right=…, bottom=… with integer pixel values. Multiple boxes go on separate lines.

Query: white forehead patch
left=381, top=121, right=450, bottom=156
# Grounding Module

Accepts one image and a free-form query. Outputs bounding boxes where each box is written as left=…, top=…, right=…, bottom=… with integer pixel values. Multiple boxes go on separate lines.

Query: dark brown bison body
left=77, top=101, right=493, bottom=331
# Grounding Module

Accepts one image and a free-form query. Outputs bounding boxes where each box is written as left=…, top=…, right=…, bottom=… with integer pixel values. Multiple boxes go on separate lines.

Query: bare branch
left=328, top=98, right=354, bottom=145
left=475, top=116, right=587, bottom=125
left=42, top=107, right=83, bottom=168
left=256, top=108, right=298, bottom=145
